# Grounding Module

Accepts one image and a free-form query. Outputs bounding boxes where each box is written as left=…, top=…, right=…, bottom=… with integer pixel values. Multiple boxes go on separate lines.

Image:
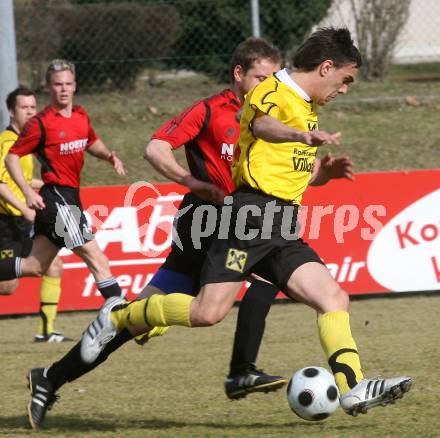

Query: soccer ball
left=286, top=366, right=339, bottom=421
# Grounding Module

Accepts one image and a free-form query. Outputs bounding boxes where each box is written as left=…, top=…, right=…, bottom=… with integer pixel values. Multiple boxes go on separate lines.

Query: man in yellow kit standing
left=0, top=87, right=68, bottom=342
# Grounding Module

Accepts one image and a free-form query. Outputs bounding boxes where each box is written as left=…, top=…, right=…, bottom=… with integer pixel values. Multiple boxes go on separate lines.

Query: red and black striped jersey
left=9, top=105, right=98, bottom=188
left=152, top=89, right=241, bottom=195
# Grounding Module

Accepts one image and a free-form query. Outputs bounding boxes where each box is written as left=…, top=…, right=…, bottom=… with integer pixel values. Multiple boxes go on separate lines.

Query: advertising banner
left=1, top=170, right=438, bottom=315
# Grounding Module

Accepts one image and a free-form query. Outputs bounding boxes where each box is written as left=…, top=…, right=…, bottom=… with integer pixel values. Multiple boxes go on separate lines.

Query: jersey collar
left=275, top=68, right=311, bottom=102
left=6, top=125, right=19, bottom=135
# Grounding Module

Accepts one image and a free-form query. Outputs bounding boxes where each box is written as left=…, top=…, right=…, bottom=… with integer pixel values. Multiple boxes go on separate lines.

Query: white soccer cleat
left=80, top=296, right=125, bottom=364
left=340, top=376, right=413, bottom=416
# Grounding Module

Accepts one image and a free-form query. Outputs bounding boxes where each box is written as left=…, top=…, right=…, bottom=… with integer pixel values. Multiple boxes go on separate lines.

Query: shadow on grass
left=0, top=414, right=364, bottom=433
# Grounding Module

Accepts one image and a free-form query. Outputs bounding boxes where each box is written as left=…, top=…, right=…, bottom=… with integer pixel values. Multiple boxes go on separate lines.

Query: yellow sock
left=38, top=276, right=61, bottom=336
left=317, top=310, right=364, bottom=395
left=111, top=293, right=193, bottom=330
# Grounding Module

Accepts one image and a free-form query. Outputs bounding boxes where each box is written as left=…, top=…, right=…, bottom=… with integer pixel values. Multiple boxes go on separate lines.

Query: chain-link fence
left=14, top=0, right=440, bottom=91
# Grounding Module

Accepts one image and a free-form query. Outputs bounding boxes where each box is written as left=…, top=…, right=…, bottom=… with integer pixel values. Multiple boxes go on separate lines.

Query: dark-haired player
left=0, top=87, right=68, bottom=342
left=84, top=28, right=412, bottom=417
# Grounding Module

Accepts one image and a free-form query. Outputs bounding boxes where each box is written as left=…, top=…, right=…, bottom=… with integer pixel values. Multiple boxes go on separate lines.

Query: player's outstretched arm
left=87, top=139, right=126, bottom=176
left=144, top=139, right=225, bottom=204
left=309, top=153, right=353, bottom=186
left=252, top=113, right=341, bottom=146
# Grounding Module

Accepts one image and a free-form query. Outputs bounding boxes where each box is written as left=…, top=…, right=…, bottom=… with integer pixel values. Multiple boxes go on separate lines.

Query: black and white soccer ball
left=286, top=366, right=340, bottom=421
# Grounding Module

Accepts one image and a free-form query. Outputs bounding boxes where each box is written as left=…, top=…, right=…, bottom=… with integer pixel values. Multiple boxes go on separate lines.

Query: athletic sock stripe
left=32, top=398, right=45, bottom=407
left=15, top=257, right=22, bottom=278
left=96, top=277, right=117, bottom=288
left=35, top=385, right=48, bottom=393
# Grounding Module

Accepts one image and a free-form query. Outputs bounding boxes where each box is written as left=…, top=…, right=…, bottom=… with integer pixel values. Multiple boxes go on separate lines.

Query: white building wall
left=321, top=0, right=440, bottom=64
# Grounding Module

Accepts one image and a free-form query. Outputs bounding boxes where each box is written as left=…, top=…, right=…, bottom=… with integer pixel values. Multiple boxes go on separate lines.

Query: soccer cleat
left=34, top=332, right=74, bottom=343
left=80, top=296, right=125, bottom=364
left=225, top=365, right=288, bottom=400
left=27, top=368, right=58, bottom=430
left=340, top=376, right=413, bottom=416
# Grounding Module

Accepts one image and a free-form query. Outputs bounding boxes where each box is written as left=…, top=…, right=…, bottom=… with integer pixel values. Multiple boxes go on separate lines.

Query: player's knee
left=327, top=285, right=349, bottom=311
left=194, top=308, right=226, bottom=326
left=46, top=256, right=63, bottom=277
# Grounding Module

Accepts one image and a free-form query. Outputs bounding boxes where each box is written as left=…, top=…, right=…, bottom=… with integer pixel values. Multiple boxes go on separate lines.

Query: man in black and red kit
left=0, top=60, right=126, bottom=320
left=27, top=41, right=353, bottom=430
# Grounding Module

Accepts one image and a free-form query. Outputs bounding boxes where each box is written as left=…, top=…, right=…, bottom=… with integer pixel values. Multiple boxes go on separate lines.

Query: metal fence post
left=0, top=0, right=18, bottom=129
left=250, top=0, right=261, bottom=37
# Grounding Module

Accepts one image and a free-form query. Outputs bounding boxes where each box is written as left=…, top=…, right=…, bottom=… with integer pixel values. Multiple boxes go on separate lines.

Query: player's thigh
left=21, top=235, right=59, bottom=275
left=190, top=281, right=243, bottom=326
left=285, top=262, right=348, bottom=314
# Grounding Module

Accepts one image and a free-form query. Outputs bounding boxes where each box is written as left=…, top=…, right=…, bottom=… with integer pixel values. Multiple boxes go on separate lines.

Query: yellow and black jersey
left=0, top=127, right=33, bottom=216
left=232, top=69, right=318, bottom=204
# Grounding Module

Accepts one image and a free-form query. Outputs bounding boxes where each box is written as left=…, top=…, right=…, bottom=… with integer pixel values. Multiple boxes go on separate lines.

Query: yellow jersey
left=233, top=69, right=318, bottom=204
left=0, top=127, right=33, bottom=216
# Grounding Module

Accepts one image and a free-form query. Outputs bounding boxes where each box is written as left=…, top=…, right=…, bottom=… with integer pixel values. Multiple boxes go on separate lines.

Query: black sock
left=229, top=280, right=279, bottom=377
left=0, top=257, right=20, bottom=280
left=96, top=277, right=122, bottom=298
left=47, top=328, right=133, bottom=390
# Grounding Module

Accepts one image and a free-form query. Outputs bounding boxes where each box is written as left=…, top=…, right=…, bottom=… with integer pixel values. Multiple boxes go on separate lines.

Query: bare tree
left=349, top=0, right=411, bottom=79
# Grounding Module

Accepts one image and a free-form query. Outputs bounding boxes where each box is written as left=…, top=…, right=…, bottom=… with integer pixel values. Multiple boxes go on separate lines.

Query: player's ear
left=319, top=60, right=334, bottom=77
left=73, top=81, right=77, bottom=94
left=233, top=65, right=244, bottom=83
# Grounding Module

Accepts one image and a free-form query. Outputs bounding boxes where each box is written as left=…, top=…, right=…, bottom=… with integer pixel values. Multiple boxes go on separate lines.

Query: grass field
left=59, top=70, right=440, bottom=187
left=2, top=295, right=440, bottom=437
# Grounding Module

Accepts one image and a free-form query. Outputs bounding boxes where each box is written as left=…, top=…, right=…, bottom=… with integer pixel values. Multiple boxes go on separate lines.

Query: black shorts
left=200, top=187, right=323, bottom=292
left=161, top=192, right=220, bottom=289
left=34, top=185, right=94, bottom=249
left=0, top=214, right=33, bottom=258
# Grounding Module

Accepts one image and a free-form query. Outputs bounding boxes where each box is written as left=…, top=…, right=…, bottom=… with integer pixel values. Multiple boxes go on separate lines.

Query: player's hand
left=183, top=176, right=225, bottom=205
left=22, top=206, right=36, bottom=222
left=320, top=153, right=354, bottom=181
left=108, top=151, right=126, bottom=176
left=301, top=130, right=341, bottom=146
left=26, top=190, right=45, bottom=210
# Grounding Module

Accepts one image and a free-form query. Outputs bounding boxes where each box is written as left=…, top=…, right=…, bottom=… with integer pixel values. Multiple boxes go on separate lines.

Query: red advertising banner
left=1, top=170, right=439, bottom=315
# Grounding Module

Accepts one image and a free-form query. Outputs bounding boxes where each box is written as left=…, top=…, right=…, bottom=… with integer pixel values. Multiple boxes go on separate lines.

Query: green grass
left=33, top=71, right=437, bottom=188
left=1, top=294, right=439, bottom=437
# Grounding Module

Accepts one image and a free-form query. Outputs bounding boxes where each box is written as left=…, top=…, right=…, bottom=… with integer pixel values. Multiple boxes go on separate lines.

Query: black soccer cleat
left=225, top=365, right=288, bottom=400
left=27, top=368, right=59, bottom=430
left=34, top=332, right=74, bottom=343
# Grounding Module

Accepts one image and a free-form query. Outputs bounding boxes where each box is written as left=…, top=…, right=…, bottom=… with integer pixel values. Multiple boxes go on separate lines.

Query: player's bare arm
left=309, top=153, right=353, bottom=186
left=0, top=182, right=35, bottom=221
left=144, top=139, right=225, bottom=204
left=252, top=111, right=341, bottom=146
left=5, top=153, right=45, bottom=210
left=87, top=139, right=126, bottom=176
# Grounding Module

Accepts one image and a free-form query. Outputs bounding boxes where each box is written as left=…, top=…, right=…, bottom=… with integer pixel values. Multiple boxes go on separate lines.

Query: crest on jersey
left=225, top=248, right=247, bottom=273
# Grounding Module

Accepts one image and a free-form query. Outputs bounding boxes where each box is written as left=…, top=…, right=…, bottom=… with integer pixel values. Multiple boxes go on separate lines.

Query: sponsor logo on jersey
left=60, top=138, right=88, bottom=155
left=221, top=142, right=234, bottom=161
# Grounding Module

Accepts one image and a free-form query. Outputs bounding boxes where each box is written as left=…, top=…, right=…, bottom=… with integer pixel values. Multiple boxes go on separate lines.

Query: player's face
left=235, top=58, right=281, bottom=97
left=10, top=95, right=37, bottom=131
left=315, top=62, right=358, bottom=106
left=47, top=70, right=76, bottom=109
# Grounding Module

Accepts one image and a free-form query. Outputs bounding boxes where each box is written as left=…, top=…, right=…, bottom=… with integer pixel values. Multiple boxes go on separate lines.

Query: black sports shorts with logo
left=159, top=192, right=221, bottom=290
left=0, top=214, right=33, bottom=259
left=200, top=186, right=324, bottom=292
left=35, top=184, right=94, bottom=249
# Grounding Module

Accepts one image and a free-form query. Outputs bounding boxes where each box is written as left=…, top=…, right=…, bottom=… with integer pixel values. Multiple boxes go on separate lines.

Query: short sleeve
left=9, top=118, right=42, bottom=157
left=248, top=79, right=285, bottom=119
left=86, top=115, right=98, bottom=146
left=152, top=100, right=207, bottom=149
